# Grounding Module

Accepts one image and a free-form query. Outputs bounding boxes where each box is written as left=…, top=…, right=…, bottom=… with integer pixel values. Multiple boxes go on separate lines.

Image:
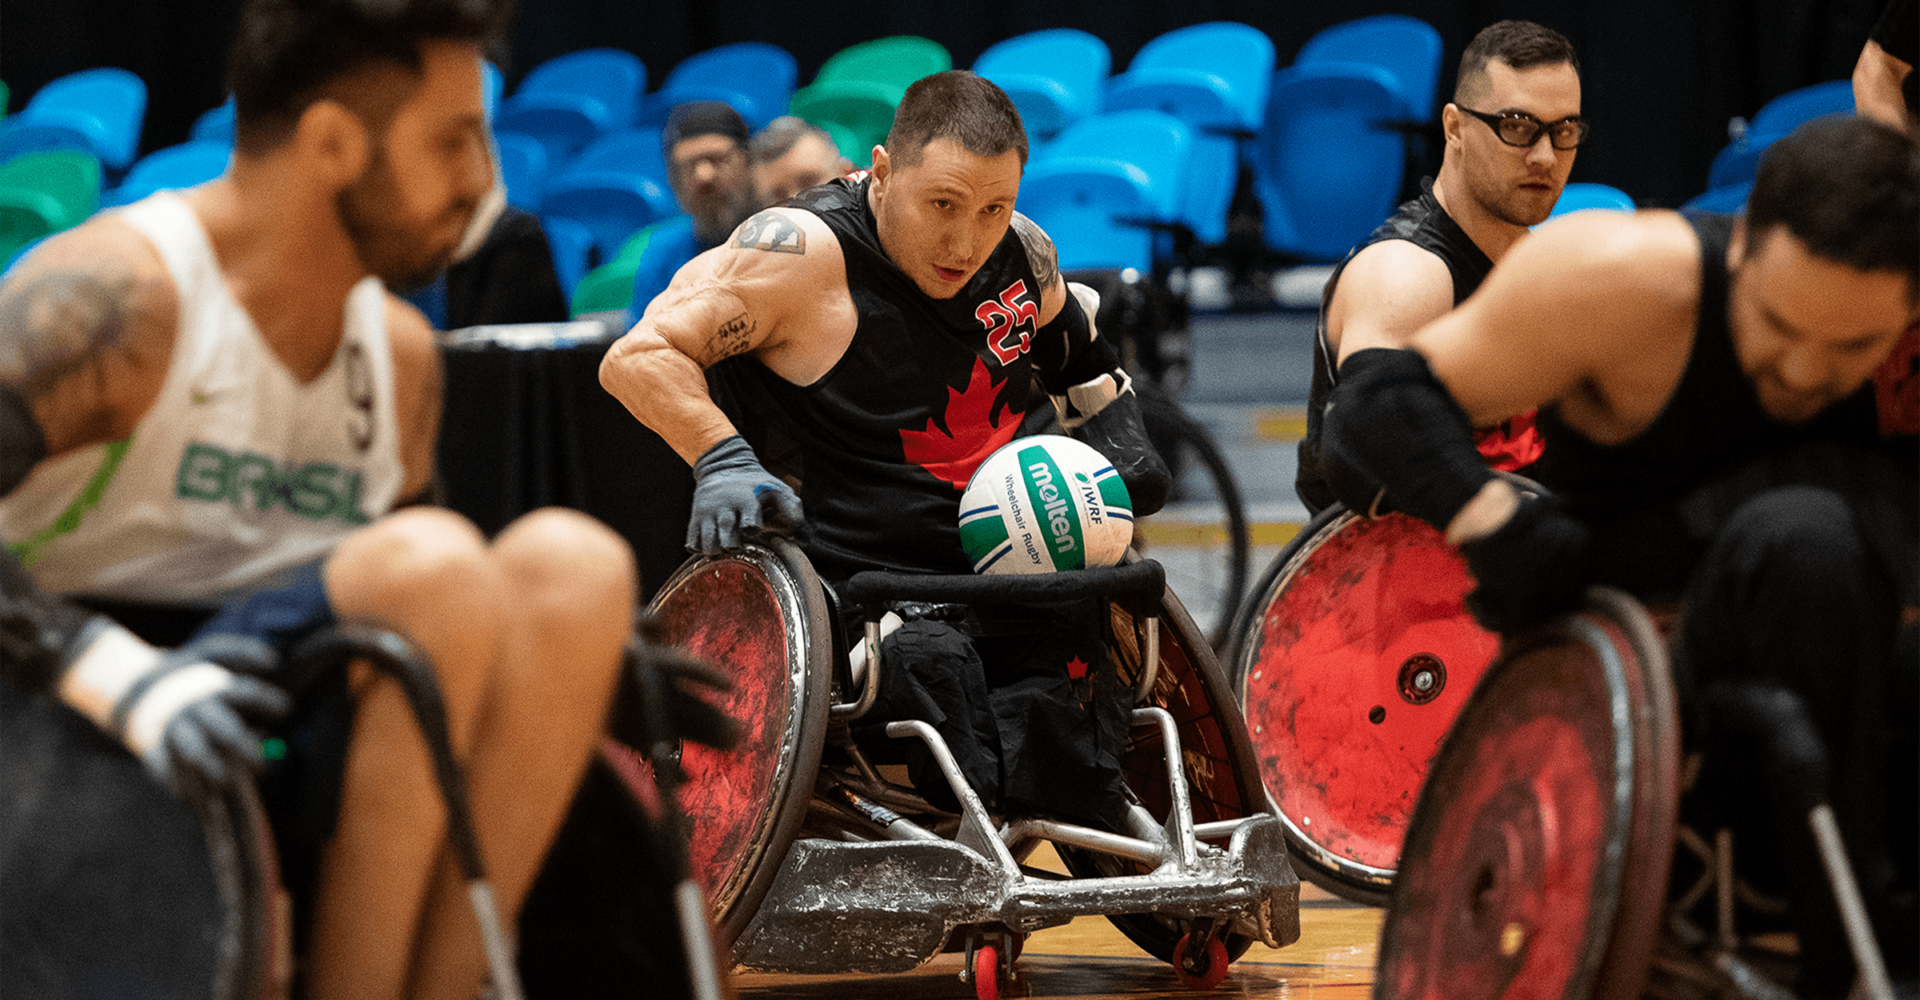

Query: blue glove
left=687, top=435, right=804, bottom=556
left=62, top=624, right=291, bottom=798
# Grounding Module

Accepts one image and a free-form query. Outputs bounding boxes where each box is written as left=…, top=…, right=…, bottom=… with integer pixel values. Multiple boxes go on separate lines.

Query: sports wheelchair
left=624, top=537, right=1302, bottom=997
left=1225, top=503, right=1905, bottom=1000
left=1, top=626, right=529, bottom=1000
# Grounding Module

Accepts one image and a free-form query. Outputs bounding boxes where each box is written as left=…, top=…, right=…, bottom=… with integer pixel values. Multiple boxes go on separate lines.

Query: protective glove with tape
left=59, top=622, right=291, bottom=797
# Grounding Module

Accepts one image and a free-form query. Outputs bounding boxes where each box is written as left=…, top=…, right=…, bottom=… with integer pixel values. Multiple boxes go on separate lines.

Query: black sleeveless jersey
left=1530, top=211, right=1909, bottom=521
left=707, top=175, right=1051, bottom=580
left=1296, top=179, right=1537, bottom=512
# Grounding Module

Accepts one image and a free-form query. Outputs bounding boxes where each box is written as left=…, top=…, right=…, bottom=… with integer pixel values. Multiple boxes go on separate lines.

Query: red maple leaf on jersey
left=900, top=357, right=1023, bottom=490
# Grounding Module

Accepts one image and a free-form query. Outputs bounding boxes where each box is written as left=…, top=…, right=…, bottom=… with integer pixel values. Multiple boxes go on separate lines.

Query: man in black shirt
left=1297, top=20, right=1584, bottom=511
left=1321, top=117, right=1917, bottom=996
left=601, top=71, right=1167, bottom=829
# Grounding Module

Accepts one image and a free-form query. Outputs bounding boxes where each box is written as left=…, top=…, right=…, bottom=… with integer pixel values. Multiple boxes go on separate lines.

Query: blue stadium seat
left=103, top=141, right=229, bottom=207
left=566, top=127, right=668, bottom=182
left=0, top=68, right=146, bottom=172
left=973, top=28, right=1110, bottom=143
left=1295, top=14, right=1443, bottom=123
left=1681, top=182, right=1752, bottom=215
left=542, top=215, right=596, bottom=301
left=1547, top=181, right=1635, bottom=219
left=541, top=170, right=676, bottom=263
left=1102, top=21, right=1274, bottom=245
left=1707, top=79, right=1854, bottom=191
left=496, top=131, right=549, bottom=213
left=496, top=48, right=647, bottom=164
left=1252, top=62, right=1407, bottom=263
left=647, top=42, right=798, bottom=131
left=1020, top=110, right=1191, bottom=272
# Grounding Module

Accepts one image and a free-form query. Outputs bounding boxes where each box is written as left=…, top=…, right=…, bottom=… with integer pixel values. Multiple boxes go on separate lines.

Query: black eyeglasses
left=1459, top=107, right=1588, bottom=150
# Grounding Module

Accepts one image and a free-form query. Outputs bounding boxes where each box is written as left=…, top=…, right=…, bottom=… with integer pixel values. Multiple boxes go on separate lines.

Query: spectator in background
left=628, top=101, right=759, bottom=313
left=1855, top=0, right=1917, bottom=133
left=753, top=115, right=855, bottom=205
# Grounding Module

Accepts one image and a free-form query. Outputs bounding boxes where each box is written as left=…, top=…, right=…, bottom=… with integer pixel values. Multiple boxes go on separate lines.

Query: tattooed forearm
left=733, top=211, right=806, bottom=254
left=708, top=312, right=756, bottom=360
left=0, top=271, right=134, bottom=394
left=1011, top=213, right=1059, bottom=291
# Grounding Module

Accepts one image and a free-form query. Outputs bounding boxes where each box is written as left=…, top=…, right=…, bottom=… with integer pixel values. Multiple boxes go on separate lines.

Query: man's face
left=669, top=133, right=757, bottom=241
left=336, top=41, right=493, bottom=289
left=758, top=133, right=847, bottom=205
left=1449, top=59, right=1582, bottom=228
left=1729, top=225, right=1918, bottom=423
left=869, top=138, right=1022, bottom=299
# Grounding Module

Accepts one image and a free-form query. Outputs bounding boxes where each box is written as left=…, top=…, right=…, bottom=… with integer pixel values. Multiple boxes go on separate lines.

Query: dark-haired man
left=0, top=0, right=633, bottom=996
left=1296, top=19, right=1583, bottom=512
left=629, top=101, right=763, bottom=313
left=601, top=70, right=1168, bottom=829
left=1322, top=116, right=1918, bottom=993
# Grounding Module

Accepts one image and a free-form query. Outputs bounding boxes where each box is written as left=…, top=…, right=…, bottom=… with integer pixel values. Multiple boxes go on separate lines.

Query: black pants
left=851, top=596, right=1134, bottom=832
left=1675, top=485, right=1917, bottom=993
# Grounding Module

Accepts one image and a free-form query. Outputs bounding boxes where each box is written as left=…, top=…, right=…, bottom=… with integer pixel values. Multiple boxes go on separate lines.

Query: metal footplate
left=731, top=708, right=1300, bottom=974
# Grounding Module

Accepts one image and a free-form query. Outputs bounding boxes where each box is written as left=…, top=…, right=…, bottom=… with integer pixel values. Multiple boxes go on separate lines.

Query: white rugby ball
left=958, top=435, right=1133, bottom=575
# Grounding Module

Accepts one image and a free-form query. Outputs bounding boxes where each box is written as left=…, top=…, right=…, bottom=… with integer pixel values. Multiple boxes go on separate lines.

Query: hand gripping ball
left=958, top=435, right=1134, bottom=574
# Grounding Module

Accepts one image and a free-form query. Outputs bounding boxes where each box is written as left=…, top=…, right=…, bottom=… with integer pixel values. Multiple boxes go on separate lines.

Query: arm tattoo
left=733, top=211, right=807, bottom=254
left=708, top=312, right=757, bottom=360
left=1011, top=213, right=1060, bottom=291
left=0, top=271, right=134, bottom=396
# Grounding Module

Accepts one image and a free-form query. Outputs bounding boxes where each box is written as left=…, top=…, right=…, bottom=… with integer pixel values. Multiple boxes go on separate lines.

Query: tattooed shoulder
left=1010, top=212, right=1059, bottom=290
left=0, top=269, right=138, bottom=393
left=733, top=211, right=807, bottom=255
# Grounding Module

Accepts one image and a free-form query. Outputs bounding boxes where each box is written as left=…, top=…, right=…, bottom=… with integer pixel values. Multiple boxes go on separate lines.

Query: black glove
left=1075, top=390, right=1170, bottom=516
left=1457, top=492, right=1593, bottom=635
left=613, top=615, right=740, bottom=756
left=686, top=435, right=804, bottom=556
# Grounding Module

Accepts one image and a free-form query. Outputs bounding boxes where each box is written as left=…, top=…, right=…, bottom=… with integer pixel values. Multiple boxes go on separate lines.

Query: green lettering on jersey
left=172, top=441, right=373, bottom=525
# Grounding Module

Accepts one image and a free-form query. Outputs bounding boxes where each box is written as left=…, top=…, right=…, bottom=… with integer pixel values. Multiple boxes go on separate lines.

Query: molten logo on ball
left=958, top=435, right=1133, bottom=574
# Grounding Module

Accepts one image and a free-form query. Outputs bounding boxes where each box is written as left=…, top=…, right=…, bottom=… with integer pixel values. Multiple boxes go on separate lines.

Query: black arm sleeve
left=1028, top=287, right=1120, bottom=395
left=1321, top=347, right=1493, bottom=527
left=1, top=548, right=94, bottom=693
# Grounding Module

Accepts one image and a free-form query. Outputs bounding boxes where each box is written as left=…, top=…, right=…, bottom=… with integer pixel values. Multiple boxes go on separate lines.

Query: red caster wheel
left=973, top=942, right=1001, bottom=1000
left=1171, top=933, right=1230, bottom=990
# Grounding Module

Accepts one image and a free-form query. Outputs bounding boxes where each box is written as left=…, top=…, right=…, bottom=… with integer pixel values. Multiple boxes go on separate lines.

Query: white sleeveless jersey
left=0, top=192, right=407, bottom=606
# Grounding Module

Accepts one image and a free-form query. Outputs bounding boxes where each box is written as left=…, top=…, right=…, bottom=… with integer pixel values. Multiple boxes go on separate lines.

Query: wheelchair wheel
left=1375, top=588, right=1680, bottom=1000
left=1224, top=505, right=1500, bottom=905
left=1135, top=387, right=1251, bottom=651
left=1055, top=575, right=1276, bottom=964
left=0, top=675, right=284, bottom=1000
left=642, top=539, right=834, bottom=948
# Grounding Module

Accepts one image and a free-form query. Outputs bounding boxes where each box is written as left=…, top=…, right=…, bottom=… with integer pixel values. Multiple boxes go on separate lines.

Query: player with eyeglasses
left=1297, top=20, right=1585, bottom=511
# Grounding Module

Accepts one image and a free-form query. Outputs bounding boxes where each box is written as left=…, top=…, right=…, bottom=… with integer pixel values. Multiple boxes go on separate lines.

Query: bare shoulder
left=641, top=206, right=850, bottom=364
left=0, top=216, right=180, bottom=450
left=1009, top=211, right=1067, bottom=322
left=379, top=293, right=439, bottom=380
left=1, top=215, right=179, bottom=376
left=1327, top=239, right=1457, bottom=357
left=1502, top=210, right=1701, bottom=309
left=379, top=292, right=442, bottom=498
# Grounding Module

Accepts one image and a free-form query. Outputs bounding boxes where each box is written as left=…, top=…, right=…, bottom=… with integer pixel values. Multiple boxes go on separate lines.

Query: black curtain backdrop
left=1, top=0, right=1884, bottom=209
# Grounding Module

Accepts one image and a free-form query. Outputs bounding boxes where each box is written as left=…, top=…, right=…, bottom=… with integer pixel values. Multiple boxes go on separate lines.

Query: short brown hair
left=1453, top=20, right=1579, bottom=105
left=884, top=70, right=1028, bottom=168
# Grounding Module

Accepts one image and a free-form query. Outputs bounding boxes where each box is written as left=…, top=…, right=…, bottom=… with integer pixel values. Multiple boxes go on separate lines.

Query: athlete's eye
left=981, top=204, right=1004, bottom=216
